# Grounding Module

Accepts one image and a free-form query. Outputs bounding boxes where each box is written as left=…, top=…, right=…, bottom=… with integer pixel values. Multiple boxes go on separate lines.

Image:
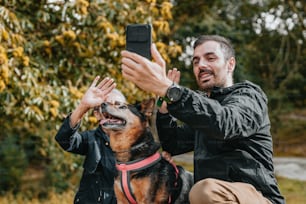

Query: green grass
left=277, top=176, right=306, bottom=204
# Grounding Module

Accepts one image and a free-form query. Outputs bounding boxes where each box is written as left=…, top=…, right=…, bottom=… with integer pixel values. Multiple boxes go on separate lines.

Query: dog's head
left=100, top=98, right=155, bottom=132
left=100, top=98, right=156, bottom=159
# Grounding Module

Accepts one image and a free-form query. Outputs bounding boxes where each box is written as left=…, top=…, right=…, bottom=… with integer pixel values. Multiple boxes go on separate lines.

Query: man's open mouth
left=100, top=112, right=127, bottom=128
left=199, top=69, right=213, bottom=82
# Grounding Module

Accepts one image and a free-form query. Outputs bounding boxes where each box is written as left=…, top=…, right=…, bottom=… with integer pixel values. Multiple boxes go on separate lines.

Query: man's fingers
left=167, top=68, right=181, bottom=84
left=151, top=44, right=166, bottom=68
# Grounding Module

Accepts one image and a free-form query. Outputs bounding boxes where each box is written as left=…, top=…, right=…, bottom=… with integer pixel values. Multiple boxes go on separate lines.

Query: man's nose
left=198, top=58, right=208, bottom=67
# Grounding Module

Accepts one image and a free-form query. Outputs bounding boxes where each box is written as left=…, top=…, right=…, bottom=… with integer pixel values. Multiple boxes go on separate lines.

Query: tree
left=0, top=0, right=181, bottom=196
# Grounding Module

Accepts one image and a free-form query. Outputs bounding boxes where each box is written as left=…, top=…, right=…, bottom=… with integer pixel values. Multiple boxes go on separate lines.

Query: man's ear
left=140, top=98, right=156, bottom=118
left=227, top=57, right=236, bottom=73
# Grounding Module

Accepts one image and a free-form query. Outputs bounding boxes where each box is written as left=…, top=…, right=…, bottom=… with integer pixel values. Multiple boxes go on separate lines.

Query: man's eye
left=208, top=57, right=216, bottom=61
left=193, top=60, right=199, bottom=66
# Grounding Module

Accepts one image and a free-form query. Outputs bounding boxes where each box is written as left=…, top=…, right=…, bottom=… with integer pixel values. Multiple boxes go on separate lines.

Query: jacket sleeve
left=55, top=114, right=89, bottom=155
left=156, top=112, right=195, bottom=156
left=167, top=87, right=268, bottom=141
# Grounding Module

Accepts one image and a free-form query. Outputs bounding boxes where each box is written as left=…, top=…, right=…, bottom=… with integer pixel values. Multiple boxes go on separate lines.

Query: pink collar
left=116, top=152, right=161, bottom=204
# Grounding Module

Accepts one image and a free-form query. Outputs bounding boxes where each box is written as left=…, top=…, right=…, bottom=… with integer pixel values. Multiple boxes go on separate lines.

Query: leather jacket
left=55, top=115, right=117, bottom=204
left=156, top=81, right=285, bottom=204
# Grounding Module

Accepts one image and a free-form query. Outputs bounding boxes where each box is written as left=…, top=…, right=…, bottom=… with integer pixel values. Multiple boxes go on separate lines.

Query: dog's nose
left=101, top=102, right=107, bottom=112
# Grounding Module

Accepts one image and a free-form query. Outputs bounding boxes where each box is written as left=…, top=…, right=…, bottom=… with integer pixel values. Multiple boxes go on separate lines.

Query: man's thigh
left=189, top=178, right=272, bottom=204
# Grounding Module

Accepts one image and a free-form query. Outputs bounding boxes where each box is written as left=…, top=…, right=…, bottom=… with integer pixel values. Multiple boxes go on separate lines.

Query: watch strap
left=156, top=96, right=170, bottom=107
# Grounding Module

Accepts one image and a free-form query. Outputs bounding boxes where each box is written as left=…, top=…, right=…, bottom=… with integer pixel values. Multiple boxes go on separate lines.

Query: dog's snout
left=101, top=102, right=107, bottom=112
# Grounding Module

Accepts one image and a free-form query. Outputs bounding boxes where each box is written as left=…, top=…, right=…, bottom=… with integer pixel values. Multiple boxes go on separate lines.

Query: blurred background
left=0, top=0, right=305, bottom=203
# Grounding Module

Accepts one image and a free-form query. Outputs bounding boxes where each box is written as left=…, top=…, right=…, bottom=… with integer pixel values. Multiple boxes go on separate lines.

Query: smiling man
left=121, top=35, right=285, bottom=204
left=192, top=36, right=235, bottom=94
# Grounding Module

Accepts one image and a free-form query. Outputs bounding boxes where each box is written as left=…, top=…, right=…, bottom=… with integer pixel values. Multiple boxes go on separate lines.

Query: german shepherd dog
left=100, top=99, right=193, bottom=204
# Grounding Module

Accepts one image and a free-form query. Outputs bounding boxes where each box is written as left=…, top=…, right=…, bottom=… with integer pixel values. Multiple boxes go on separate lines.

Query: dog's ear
left=140, top=98, right=156, bottom=118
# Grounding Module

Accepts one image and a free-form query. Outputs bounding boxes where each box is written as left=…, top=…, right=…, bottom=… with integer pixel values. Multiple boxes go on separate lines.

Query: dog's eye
left=119, top=104, right=128, bottom=109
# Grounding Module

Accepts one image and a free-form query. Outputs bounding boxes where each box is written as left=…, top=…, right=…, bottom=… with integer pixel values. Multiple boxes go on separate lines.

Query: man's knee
left=189, top=178, right=218, bottom=204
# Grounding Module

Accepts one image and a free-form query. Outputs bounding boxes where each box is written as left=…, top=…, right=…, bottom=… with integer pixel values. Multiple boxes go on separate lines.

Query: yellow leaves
left=1, top=28, right=9, bottom=41
left=0, top=63, right=9, bottom=82
left=161, top=2, right=173, bottom=20
left=155, top=42, right=182, bottom=64
left=106, top=33, right=119, bottom=41
left=0, top=47, right=9, bottom=91
left=0, top=80, right=5, bottom=92
left=155, top=41, right=169, bottom=63
left=22, top=56, right=29, bottom=66
left=50, top=107, right=58, bottom=118
left=106, top=32, right=125, bottom=48
left=55, top=35, right=64, bottom=46
left=75, top=0, right=89, bottom=16
left=97, top=21, right=114, bottom=33
left=43, top=40, right=52, bottom=58
left=49, top=100, right=60, bottom=118
left=88, top=116, right=98, bottom=124
left=56, top=30, right=77, bottom=48
left=12, top=46, right=24, bottom=57
left=153, top=20, right=170, bottom=35
left=50, top=100, right=60, bottom=108
left=0, top=53, right=8, bottom=65
left=168, top=44, right=182, bottom=58
left=69, top=86, right=83, bottom=99
left=63, top=30, right=76, bottom=41
left=55, top=30, right=77, bottom=47
left=43, top=40, right=50, bottom=47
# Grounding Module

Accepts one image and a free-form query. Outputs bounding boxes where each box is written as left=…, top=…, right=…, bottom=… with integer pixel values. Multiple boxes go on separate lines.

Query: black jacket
left=157, top=81, right=285, bottom=204
left=55, top=115, right=117, bottom=204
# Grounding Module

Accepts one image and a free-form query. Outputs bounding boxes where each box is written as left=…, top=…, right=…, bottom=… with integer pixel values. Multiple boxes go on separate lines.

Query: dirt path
left=173, top=154, right=306, bottom=181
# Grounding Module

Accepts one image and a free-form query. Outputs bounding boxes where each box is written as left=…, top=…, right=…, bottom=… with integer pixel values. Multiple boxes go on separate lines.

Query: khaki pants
left=189, top=178, right=272, bottom=204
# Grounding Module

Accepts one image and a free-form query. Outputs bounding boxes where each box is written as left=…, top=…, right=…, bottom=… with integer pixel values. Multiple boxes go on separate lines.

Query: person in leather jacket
left=121, top=35, right=285, bottom=204
left=55, top=76, right=126, bottom=204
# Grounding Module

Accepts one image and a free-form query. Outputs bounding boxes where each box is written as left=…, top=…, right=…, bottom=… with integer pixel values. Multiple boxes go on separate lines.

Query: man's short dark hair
left=193, top=35, right=235, bottom=61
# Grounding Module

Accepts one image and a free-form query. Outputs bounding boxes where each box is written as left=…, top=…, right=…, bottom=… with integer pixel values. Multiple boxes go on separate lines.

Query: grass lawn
left=277, top=176, right=306, bottom=204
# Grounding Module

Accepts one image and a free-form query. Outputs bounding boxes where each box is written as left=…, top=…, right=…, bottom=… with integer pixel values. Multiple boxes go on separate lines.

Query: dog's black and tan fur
left=101, top=99, right=193, bottom=204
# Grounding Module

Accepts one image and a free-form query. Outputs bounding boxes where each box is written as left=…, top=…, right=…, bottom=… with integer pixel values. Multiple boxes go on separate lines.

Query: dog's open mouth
left=100, top=112, right=126, bottom=129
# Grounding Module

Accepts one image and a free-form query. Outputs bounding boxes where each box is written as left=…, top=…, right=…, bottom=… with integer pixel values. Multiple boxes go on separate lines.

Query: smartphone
left=126, top=24, right=152, bottom=59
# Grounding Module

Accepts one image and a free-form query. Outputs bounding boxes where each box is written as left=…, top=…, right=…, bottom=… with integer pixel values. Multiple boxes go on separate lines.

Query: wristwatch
left=165, top=83, right=183, bottom=103
left=156, top=83, right=183, bottom=107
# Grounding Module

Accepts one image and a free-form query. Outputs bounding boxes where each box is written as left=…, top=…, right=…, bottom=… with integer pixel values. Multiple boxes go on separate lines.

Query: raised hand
left=80, top=76, right=116, bottom=109
left=167, top=68, right=181, bottom=84
left=70, top=76, right=116, bottom=127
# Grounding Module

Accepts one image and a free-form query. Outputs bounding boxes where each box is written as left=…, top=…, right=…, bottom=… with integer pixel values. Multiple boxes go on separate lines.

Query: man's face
left=192, top=41, right=235, bottom=92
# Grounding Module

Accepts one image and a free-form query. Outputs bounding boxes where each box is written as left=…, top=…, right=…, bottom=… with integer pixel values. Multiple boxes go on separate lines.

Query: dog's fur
left=101, top=99, right=193, bottom=204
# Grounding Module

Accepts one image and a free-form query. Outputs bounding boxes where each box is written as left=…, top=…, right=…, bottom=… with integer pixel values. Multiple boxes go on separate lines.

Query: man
left=55, top=76, right=126, bottom=204
left=121, top=35, right=285, bottom=204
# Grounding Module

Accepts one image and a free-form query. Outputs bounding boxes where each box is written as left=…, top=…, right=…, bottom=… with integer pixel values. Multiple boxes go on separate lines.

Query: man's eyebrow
left=204, top=52, right=215, bottom=56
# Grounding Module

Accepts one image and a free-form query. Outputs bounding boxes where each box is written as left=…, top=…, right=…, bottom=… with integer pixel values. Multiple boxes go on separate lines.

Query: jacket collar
left=95, top=126, right=110, bottom=142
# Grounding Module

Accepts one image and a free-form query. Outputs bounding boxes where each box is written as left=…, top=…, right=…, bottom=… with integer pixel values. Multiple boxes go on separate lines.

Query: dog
left=100, top=98, right=193, bottom=204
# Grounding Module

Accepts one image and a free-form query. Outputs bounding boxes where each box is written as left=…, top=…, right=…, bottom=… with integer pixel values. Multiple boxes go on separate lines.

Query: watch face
left=167, top=85, right=182, bottom=102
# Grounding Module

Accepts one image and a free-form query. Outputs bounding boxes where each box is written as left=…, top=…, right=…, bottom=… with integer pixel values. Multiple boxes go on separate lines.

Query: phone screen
left=126, top=24, right=152, bottom=59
